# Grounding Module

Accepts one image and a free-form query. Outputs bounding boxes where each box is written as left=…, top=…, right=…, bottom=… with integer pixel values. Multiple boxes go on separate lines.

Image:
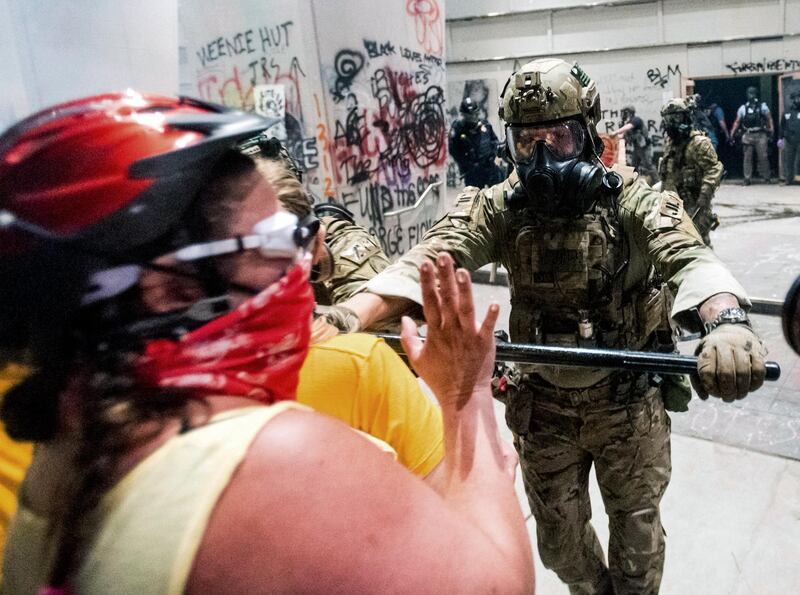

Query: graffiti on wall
left=647, top=64, right=681, bottom=89
left=187, top=17, right=326, bottom=191
left=597, top=67, right=679, bottom=156
left=726, top=58, right=800, bottom=75
left=406, top=0, right=443, bottom=55
left=181, top=0, right=448, bottom=257
left=320, top=4, right=447, bottom=256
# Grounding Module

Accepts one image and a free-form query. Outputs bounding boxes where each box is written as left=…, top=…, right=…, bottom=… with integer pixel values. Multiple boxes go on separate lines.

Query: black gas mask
left=505, top=119, right=614, bottom=217
left=662, top=113, right=691, bottom=141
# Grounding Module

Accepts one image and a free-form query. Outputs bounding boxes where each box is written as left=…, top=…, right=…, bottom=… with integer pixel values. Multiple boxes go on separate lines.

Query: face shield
left=506, top=119, right=586, bottom=164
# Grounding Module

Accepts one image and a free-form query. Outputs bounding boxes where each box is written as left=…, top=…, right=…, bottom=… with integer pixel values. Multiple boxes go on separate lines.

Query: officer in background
left=448, top=97, right=506, bottom=188
left=700, top=94, right=731, bottom=152
left=337, top=58, right=768, bottom=594
left=687, top=94, right=720, bottom=152
left=613, top=104, right=659, bottom=184
left=778, top=90, right=800, bottom=185
left=658, top=98, right=723, bottom=246
left=730, top=86, right=774, bottom=185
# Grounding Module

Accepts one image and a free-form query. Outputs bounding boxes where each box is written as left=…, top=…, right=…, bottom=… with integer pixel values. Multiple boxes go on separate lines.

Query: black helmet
left=239, top=133, right=305, bottom=183
left=460, top=97, right=480, bottom=116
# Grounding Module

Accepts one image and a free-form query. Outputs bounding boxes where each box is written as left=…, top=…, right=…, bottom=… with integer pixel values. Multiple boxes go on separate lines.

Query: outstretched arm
left=340, top=186, right=503, bottom=330
left=614, top=122, right=634, bottom=137
left=620, top=184, right=766, bottom=402
left=191, top=254, right=533, bottom=594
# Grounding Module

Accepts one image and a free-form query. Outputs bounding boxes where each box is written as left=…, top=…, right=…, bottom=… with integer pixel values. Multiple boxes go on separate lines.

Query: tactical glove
left=692, top=324, right=767, bottom=402
left=310, top=316, right=340, bottom=344
left=316, top=304, right=361, bottom=334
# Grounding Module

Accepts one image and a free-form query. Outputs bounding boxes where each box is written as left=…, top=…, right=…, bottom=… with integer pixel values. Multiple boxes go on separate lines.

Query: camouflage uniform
left=314, top=209, right=390, bottom=305
left=658, top=130, right=723, bottom=245
left=240, top=132, right=392, bottom=329
left=364, top=162, right=749, bottom=593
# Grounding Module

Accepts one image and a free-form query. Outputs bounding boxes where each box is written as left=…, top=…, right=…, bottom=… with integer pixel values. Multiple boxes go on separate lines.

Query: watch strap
left=703, top=307, right=751, bottom=336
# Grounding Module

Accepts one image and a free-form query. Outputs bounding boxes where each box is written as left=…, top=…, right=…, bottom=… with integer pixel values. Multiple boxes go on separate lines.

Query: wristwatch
left=703, top=307, right=751, bottom=336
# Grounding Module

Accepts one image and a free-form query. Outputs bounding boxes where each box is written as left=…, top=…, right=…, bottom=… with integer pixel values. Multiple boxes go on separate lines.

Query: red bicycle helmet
left=0, top=90, right=276, bottom=258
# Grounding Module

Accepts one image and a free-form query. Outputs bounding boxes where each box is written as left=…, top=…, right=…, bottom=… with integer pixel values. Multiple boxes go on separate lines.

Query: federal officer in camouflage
left=658, top=98, right=723, bottom=246
left=241, top=134, right=389, bottom=328
left=337, top=58, right=768, bottom=595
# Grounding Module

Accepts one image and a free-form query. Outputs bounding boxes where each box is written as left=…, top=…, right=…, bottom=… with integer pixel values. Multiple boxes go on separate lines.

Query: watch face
left=720, top=307, right=747, bottom=323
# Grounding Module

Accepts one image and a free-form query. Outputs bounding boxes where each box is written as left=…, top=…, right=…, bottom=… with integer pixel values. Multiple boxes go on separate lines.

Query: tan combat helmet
left=660, top=97, right=690, bottom=118
left=660, top=97, right=692, bottom=137
left=499, top=58, right=603, bottom=152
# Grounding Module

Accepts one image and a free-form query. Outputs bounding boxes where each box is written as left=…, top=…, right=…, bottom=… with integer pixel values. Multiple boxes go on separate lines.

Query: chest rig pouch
left=506, top=205, right=670, bottom=388
left=662, top=140, right=699, bottom=205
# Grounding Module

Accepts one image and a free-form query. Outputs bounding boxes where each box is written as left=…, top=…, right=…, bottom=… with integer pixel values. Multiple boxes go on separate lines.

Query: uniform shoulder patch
left=454, top=185, right=481, bottom=210
left=657, top=191, right=684, bottom=227
left=339, top=241, right=372, bottom=263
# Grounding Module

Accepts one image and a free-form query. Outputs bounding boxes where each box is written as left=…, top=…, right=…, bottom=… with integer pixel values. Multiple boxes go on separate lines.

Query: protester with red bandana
left=0, top=92, right=533, bottom=594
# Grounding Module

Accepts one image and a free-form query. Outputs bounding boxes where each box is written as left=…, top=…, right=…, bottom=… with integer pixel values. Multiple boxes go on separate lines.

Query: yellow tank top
left=0, top=363, right=34, bottom=587
left=3, top=402, right=349, bottom=595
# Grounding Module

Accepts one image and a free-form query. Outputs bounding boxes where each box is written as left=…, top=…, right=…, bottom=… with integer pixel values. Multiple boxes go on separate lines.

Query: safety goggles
left=171, top=211, right=320, bottom=263
left=506, top=119, right=585, bottom=163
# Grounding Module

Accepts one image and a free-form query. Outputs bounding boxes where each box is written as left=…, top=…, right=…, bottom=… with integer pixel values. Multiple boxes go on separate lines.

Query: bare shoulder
left=186, top=407, right=420, bottom=593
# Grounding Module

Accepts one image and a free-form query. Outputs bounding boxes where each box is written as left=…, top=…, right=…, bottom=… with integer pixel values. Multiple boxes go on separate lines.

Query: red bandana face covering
left=136, top=259, right=314, bottom=403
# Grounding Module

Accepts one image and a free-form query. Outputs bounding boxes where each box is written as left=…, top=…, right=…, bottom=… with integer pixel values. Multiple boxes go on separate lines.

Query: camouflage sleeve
left=618, top=181, right=750, bottom=329
left=364, top=185, right=502, bottom=305
left=322, top=216, right=391, bottom=304
left=692, top=136, right=723, bottom=204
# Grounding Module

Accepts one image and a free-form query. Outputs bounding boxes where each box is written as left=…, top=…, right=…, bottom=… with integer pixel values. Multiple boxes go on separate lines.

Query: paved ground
left=452, top=181, right=800, bottom=594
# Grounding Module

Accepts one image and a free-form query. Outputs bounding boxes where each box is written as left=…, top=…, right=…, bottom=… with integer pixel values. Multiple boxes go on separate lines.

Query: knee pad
left=610, top=507, right=664, bottom=556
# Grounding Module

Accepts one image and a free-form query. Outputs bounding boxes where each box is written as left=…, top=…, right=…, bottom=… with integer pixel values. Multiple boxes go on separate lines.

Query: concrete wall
left=180, top=0, right=448, bottom=256
left=0, top=0, right=179, bottom=133
left=446, top=0, right=800, bottom=151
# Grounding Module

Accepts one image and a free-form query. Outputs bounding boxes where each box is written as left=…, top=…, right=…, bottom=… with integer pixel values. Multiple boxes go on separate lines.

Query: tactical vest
left=453, top=120, right=496, bottom=165
left=659, top=132, right=703, bottom=206
left=784, top=110, right=800, bottom=143
left=504, top=201, right=669, bottom=388
left=742, top=103, right=765, bottom=130
left=692, top=107, right=713, bottom=136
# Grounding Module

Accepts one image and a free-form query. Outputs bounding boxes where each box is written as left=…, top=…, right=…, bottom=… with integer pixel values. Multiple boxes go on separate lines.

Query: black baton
left=374, top=334, right=781, bottom=381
